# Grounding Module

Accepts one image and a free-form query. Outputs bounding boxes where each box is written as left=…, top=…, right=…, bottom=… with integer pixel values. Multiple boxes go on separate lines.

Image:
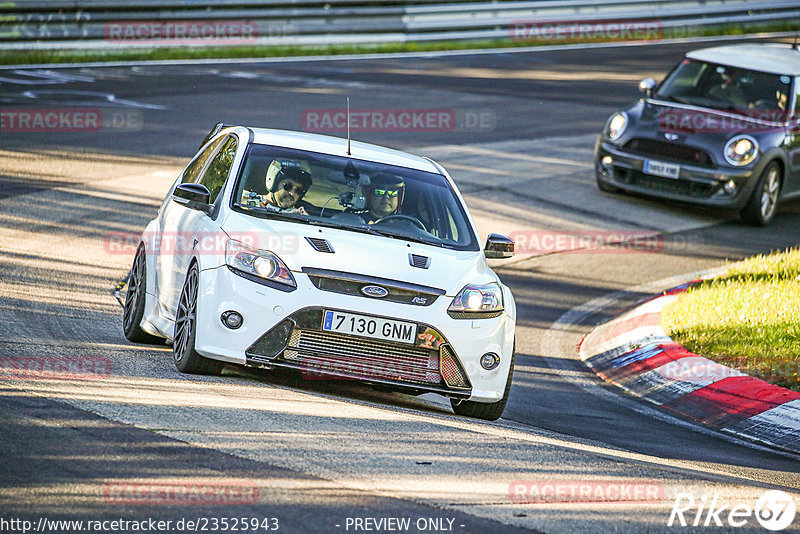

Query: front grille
left=303, top=267, right=443, bottom=306
left=284, top=329, right=442, bottom=384
left=617, top=169, right=713, bottom=198
left=624, top=138, right=714, bottom=167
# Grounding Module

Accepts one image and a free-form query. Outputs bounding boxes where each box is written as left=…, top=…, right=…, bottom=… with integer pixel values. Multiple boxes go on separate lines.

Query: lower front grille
left=616, top=168, right=713, bottom=198
left=284, top=329, right=442, bottom=384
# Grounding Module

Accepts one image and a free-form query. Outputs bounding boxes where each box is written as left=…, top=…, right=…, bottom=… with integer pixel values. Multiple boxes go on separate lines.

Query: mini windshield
left=656, top=59, right=792, bottom=118
left=231, top=143, right=479, bottom=251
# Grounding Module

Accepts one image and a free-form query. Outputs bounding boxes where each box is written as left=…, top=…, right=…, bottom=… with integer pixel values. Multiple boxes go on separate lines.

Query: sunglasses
left=373, top=188, right=399, bottom=197
left=280, top=181, right=307, bottom=195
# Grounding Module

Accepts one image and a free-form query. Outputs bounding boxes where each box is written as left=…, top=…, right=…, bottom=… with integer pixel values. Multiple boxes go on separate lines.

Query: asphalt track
left=1, top=37, right=800, bottom=533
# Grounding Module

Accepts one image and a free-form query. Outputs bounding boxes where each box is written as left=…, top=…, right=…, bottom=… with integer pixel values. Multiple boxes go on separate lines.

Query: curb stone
left=579, top=282, right=800, bottom=454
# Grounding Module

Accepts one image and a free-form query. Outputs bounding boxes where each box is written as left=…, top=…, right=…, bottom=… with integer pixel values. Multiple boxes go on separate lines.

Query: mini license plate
left=322, top=310, right=417, bottom=345
left=643, top=159, right=680, bottom=179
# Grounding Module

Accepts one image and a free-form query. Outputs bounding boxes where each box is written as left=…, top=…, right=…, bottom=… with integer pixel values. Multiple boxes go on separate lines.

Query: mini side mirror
left=484, top=233, right=514, bottom=259
left=639, top=78, right=656, bottom=98
left=173, top=183, right=213, bottom=215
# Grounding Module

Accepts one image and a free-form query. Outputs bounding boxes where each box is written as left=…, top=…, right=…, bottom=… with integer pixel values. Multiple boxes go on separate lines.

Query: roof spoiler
left=199, top=122, right=230, bottom=150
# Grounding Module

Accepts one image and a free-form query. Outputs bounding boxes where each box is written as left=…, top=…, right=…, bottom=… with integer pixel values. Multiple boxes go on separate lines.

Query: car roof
left=243, top=127, right=441, bottom=174
left=686, top=43, right=800, bottom=76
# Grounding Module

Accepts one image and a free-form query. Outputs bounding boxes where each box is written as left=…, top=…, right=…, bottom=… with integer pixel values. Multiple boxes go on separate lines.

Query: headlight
left=724, top=135, right=759, bottom=166
left=606, top=112, right=628, bottom=141
left=448, top=283, right=504, bottom=318
left=225, top=239, right=296, bottom=288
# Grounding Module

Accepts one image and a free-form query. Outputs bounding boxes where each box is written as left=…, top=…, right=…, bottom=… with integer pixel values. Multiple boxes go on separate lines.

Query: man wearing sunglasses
left=358, top=172, right=405, bottom=224
left=254, top=160, right=313, bottom=215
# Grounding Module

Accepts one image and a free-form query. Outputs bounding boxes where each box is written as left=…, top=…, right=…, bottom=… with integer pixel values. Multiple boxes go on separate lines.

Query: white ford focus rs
left=123, top=124, right=517, bottom=420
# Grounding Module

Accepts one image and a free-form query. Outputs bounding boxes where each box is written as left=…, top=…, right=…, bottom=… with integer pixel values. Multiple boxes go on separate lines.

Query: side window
left=794, top=77, right=800, bottom=114
left=198, top=135, right=238, bottom=204
left=181, top=136, right=225, bottom=185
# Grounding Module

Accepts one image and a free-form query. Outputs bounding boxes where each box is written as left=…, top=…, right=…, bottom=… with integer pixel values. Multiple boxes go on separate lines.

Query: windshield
left=656, top=59, right=792, bottom=118
left=230, top=143, right=479, bottom=251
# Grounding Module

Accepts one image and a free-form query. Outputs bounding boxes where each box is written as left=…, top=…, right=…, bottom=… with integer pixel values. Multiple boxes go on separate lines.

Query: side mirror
left=173, top=183, right=213, bottom=215
left=639, top=78, right=656, bottom=98
left=484, top=233, right=514, bottom=259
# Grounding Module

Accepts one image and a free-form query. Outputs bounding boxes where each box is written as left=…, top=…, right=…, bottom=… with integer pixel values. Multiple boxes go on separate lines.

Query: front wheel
left=740, top=161, right=781, bottom=226
left=173, top=263, right=224, bottom=375
left=451, top=350, right=515, bottom=421
left=122, top=245, right=165, bottom=345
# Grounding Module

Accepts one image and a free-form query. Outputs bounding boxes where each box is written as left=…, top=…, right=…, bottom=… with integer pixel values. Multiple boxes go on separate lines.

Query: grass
left=661, top=248, right=800, bottom=391
left=1, top=21, right=797, bottom=66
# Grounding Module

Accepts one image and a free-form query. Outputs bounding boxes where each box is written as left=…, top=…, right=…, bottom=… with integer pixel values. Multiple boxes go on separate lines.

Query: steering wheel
left=374, top=214, right=427, bottom=232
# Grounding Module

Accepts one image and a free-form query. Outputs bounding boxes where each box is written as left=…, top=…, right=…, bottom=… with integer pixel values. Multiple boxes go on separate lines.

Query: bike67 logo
left=668, top=490, right=796, bottom=531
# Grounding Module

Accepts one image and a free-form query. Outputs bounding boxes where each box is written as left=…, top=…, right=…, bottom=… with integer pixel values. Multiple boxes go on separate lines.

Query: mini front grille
left=284, top=329, right=442, bottom=384
left=624, top=138, right=714, bottom=167
left=305, top=237, right=334, bottom=253
left=409, top=254, right=430, bottom=269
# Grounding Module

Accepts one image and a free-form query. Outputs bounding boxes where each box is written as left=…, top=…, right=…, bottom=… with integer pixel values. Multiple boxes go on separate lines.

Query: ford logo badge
left=361, top=285, right=389, bottom=298
left=664, top=133, right=679, bottom=141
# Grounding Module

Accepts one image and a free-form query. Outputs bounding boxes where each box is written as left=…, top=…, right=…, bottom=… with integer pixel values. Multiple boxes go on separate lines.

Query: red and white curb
left=579, top=282, right=800, bottom=454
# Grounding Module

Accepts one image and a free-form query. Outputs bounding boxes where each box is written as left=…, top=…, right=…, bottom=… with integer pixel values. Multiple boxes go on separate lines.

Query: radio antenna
left=346, top=96, right=351, bottom=155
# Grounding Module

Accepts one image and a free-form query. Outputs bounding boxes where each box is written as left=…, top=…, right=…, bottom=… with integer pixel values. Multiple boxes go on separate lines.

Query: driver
left=243, top=160, right=313, bottom=215
left=358, top=172, right=405, bottom=224
left=708, top=69, right=748, bottom=109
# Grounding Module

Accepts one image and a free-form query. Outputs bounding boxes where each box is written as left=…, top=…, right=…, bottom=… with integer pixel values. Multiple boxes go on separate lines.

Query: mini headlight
left=449, top=283, right=503, bottom=315
left=225, top=239, right=295, bottom=288
left=606, top=112, right=628, bottom=141
left=724, top=135, right=759, bottom=166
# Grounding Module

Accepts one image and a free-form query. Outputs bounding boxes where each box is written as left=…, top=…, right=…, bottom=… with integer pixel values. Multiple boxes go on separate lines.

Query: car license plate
left=322, top=311, right=417, bottom=344
left=643, top=159, right=680, bottom=179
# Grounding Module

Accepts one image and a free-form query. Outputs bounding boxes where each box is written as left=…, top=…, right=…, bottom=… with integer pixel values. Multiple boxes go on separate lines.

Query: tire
left=122, top=245, right=165, bottom=345
left=173, top=263, right=224, bottom=375
left=451, top=349, right=515, bottom=421
left=740, top=161, right=781, bottom=226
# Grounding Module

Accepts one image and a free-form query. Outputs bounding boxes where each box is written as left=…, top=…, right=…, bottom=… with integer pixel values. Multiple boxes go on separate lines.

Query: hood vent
left=305, top=237, right=334, bottom=253
left=409, top=253, right=430, bottom=269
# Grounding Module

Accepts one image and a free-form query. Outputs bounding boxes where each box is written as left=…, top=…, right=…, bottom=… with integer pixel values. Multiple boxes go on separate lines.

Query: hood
left=617, top=99, right=787, bottom=164
left=220, top=210, right=494, bottom=296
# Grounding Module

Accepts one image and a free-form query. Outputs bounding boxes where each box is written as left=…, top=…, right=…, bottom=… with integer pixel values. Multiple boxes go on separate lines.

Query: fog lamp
left=221, top=311, right=243, bottom=330
left=480, top=353, right=500, bottom=370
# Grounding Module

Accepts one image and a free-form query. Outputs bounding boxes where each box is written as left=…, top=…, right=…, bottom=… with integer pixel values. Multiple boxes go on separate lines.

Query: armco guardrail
left=1, top=0, right=799, bottom=49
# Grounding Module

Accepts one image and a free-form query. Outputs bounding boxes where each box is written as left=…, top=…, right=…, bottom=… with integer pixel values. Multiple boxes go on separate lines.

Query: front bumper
left=594, top=137, right=761, bottom=209
left=192, top=265, right=515, bottom=403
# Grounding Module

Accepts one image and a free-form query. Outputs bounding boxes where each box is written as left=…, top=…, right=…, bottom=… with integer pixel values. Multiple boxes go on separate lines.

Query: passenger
left=243, top=160, right=312, bottom=215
